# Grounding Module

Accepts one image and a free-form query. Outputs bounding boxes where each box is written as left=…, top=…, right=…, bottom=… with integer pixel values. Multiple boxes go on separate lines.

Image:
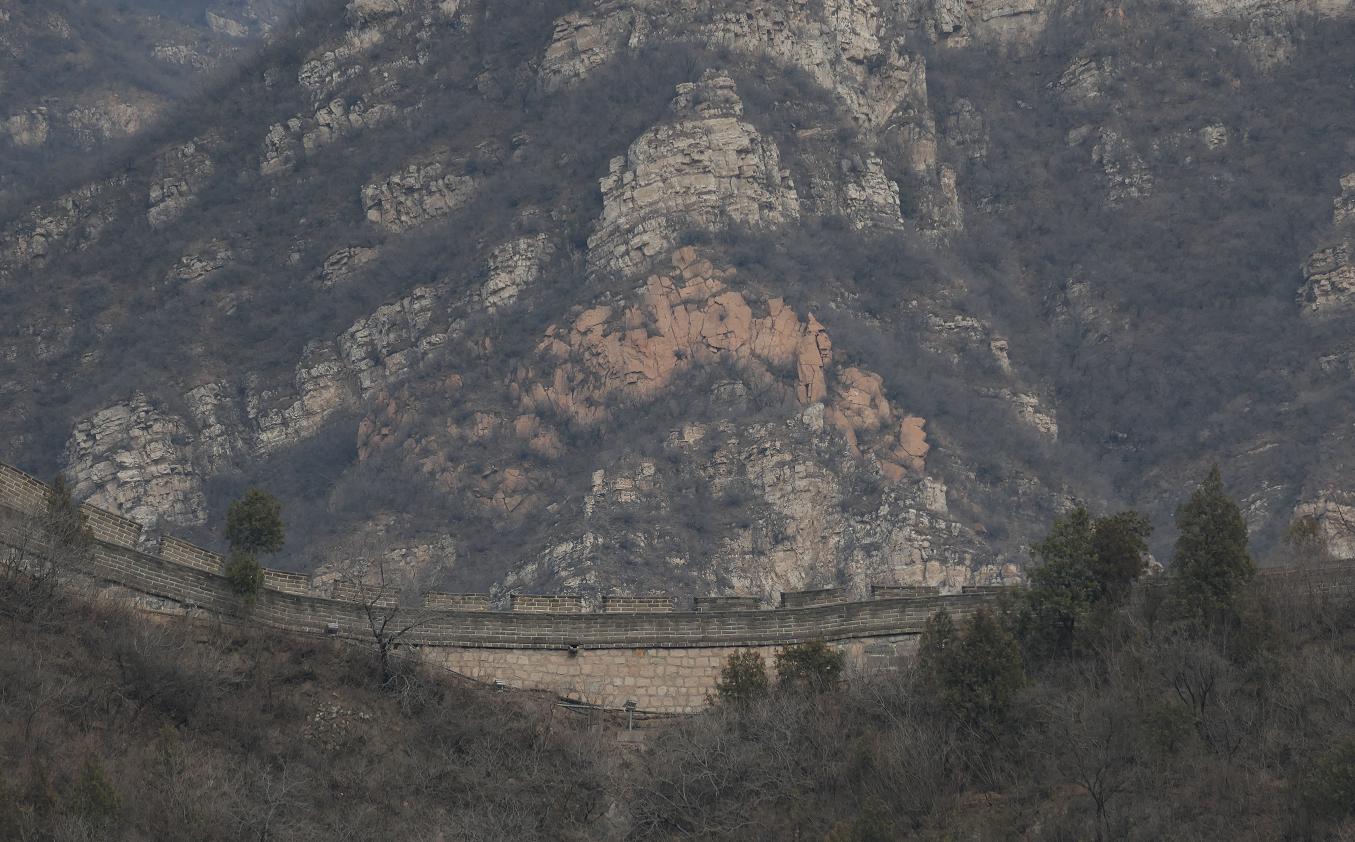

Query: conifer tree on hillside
left=1022, top=505, right=1153, bottom=655
left=224, top=487, right=286, bottom=556
left=69, top=755, right=121, bottom=832
left=1090, top=510, right=1154, bottom=597
left=714, top=650, right=768, bottom=705
left=919, top=607, right=1026, bottom=726
left=1168, top=463, right=1255, bottom=622
left=1024, top=505, right=1100, bottom=652
left=223, top=487, right=285, bottom=603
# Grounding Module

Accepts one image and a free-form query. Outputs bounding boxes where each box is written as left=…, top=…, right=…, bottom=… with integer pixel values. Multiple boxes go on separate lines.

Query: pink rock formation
left=514, top=248, right=929, bottom=481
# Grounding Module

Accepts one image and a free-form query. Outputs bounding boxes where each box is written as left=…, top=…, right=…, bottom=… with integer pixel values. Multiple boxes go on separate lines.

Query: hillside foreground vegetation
left=1, top=472, right=1355, bottom=840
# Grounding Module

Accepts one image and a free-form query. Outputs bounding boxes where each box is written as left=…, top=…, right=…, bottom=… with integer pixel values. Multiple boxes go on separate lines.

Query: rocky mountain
left=0, top=0, right=297, bottom=210
left=3, top=0, right=1355, bottom=603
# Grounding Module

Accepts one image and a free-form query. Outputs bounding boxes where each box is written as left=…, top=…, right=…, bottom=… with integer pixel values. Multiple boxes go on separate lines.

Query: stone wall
left=81, top=504, right=143, bottom=548
left=0, top=464, right=47, bottom=516
left=423, top=592, right=490, bottom=611
left=0, top=460, right=1001, bottom=713
left=872, top=585, right=940, bottom=597
left=424, top=633, right=921, bottom=713
left=695, top=596, right=760, bottom=611
left=158, top=534, right=221, bottom=572
left=601, top=596, right=674, bottom=613
left=264, top=568, right=311, bottom=596
left=781, top=587, right=847, bottom=608
left=512, top=594, right=585, bottom=613
left=332, top=581, right=400, bottom=607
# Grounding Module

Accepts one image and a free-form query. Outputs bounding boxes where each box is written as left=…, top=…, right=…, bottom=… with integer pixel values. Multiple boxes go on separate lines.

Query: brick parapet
left=0, top=459, right=1017, bottom=711
left=82, top=504, right=143, bottom=548
left=512, top=594, right=584, bottom=613
left=158, top=535, right=222, bottom=573
left=0, top=463, right=49, bottom=516
left=51, top=523, right=994, bottom=649
left=264, top=568, right=311, bottom=596
left=332, top=581, right=400, bottom=607
left=423, top=592, right=490, bottom=611
left=602, top=596, right=674, bottom=613
left=872, top=585, right=940, bottom=598
left=694, top=596, right=760, bottom=612
left=780, top=587, right=847, bottom=608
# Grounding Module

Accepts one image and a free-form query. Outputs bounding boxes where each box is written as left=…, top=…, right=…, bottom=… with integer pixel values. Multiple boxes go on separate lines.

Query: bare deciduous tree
left=335, top=543, right=437, bottom=687
left=0, top=474, right=93, bottom=622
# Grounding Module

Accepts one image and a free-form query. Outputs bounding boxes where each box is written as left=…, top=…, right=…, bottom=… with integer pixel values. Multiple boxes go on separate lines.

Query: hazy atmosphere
left=2, top=0, right=1355, bottom=838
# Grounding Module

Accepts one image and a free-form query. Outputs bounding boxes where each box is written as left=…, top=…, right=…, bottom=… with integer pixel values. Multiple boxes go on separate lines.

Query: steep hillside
left=2, top=0, right=1355, bottom=601
left=0, top=0, right=298, bottom=210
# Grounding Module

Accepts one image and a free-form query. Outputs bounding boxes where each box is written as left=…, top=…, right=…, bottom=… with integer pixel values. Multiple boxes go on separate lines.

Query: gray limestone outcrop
left=64, top=394, right=207, bottom=536
left=537, top=0, right=962, bottom=240
left=481, top=235, right=554, bottom=310
left=148, top=138, right=216, bottom=230
left=503, top=413, right=1019, bottom=607
left=361, top=162, right=479, bottom=232
left=1301, top=175, right=1355, bottom=318
left=587, top=72, right=799, bottom=275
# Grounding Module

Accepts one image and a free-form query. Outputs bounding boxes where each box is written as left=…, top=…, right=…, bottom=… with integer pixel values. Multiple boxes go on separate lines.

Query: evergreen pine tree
left=917, top=606, right=955, bottom=689
left=713, top=650, right=768, bottom=705
left=1090, top=510, right=1154, bottom=597
left=69, top=755, right=121, bottom=832
left=223, top=487, right=285, bottom=556
left=1168, top=463, right=1255, bottom=622
left=774, top=637, right=846, bottom=693
left=20, top=757, right=58, bottom=821
left=1025, top=505, right=1101, bottom=653
left=224, top=549, right=267, bottom=603
left=222, top=488, right=284, bottom=603
left=921, top=607, right=1026, bottom=726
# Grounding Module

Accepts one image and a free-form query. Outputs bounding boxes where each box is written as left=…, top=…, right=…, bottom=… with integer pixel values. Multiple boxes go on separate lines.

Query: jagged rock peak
left=669, top=69, right=744, bottom=119
left=588, top=74, right=798, bottom=276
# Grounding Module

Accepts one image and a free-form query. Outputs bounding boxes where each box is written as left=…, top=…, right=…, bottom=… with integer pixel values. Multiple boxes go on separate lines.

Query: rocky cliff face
left=64, top=394, right=207, bottom=537
left=1301, top=174, right=1355, bottom=318
left=587, top=73, right=800, bottom=275
left=7, top=0, right=1355, bottom=600
left=350, top=246, right=1020, bottom=603
left=0, top=0, right=297, bottom=201
left=508, top=408, right=1017, bottom=607
left=540, top=0, right=961, bottom=239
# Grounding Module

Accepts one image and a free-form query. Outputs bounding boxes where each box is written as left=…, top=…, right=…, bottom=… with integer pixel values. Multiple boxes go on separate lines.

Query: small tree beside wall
left=222, top=488, right=284, bottom=605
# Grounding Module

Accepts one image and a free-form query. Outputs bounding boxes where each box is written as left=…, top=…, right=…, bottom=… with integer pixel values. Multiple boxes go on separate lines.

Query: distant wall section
left=0, top=461, right=995, bottom=713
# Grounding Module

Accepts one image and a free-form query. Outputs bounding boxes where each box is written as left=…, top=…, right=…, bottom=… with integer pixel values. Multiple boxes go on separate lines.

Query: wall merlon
left=780, top=587, right=847, bottom=609
left=81, top=503, right=143, bottom=548
left=694, top=596, right=760, bottom=612
left=601, top=596, right=675, bottom=613
left=263, top=568, right=311, bottom=596
left=511, top=594, right=584, bottom=613
left=872, top=585, right=941, bottom=598
left=158, top=535, right=223, bottom=573
left=423, top=592, right=490, bottom=611
left=332, top=581, right=400, bottom=607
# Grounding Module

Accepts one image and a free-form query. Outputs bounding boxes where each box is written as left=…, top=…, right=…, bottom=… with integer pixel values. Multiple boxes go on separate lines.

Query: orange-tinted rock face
left=351, top=247, right=931, bottom=539
left=515, top=248, right=929, bottom=480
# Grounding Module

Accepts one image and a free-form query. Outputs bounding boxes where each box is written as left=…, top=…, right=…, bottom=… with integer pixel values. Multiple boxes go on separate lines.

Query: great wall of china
left=2, top=461, right=1009, bottom=711
left=5, top=461, right=1351, bottom=712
